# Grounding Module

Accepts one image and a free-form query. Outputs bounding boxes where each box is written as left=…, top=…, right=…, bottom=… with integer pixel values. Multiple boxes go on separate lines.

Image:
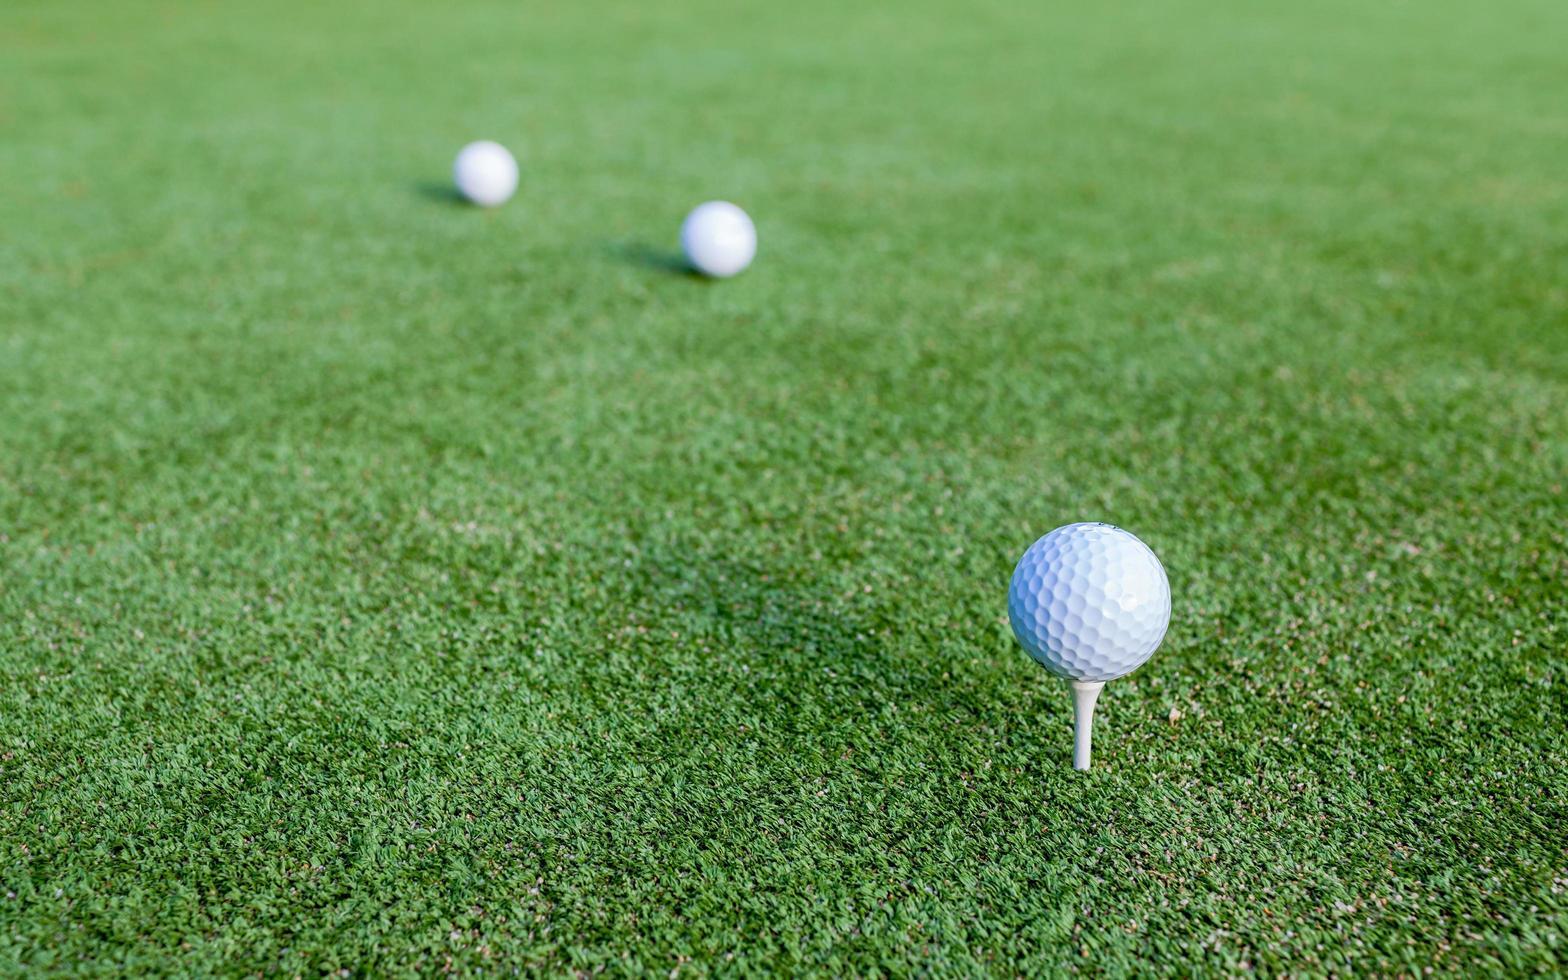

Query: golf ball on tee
left=453, top=141, right=518, bottom=207
left=1008, top=522, right=1171, bottom=682
left=680, top=201, right=756, bottom=278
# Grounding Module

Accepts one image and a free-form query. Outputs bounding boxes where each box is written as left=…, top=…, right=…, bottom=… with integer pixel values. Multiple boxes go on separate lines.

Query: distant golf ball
left=1008, top=523, right=1171, bottom=682
left=680, top=201, right=756, bottom=278
left=453, top=141, right=518, bottom=207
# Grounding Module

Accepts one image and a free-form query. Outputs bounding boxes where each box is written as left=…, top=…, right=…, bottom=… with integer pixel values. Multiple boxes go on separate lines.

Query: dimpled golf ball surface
left=1008, top=523, right=1171, bottom=682
left=680, top=201, right=757, bottom=278
left=453, top=141, right=518, bottom=207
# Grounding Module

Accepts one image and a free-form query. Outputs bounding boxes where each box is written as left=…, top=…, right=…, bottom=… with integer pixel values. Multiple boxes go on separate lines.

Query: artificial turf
left=2, top=0, right=1566, bottom=974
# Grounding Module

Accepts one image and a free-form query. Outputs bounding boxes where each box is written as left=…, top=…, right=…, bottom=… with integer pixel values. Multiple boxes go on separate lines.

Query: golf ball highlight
left=453, top=140, right=518, bottom=207
left=680, top=201, right=756, bottom=277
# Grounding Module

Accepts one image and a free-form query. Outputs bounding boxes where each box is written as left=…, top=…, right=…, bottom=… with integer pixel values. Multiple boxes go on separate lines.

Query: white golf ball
left=1008, top=523, right=1171, bottom=683
left=453, top=140, right=518, bottom=207
left=680, top=201, right=756, bottom=278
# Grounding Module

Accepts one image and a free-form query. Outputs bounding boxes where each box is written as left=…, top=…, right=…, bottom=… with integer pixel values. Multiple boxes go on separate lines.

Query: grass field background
left=3, top=0, right=1566, bottom=973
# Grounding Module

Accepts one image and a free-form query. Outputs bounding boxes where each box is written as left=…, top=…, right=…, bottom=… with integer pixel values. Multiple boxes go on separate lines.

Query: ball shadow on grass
left=605, top=241, right=703, bottom=279
left=412, top=179, right=469, bottom=206
left=599, top=544, right=942, bottom=734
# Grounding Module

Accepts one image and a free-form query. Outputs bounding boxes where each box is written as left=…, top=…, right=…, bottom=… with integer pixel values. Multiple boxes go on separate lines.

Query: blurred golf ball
left=680, top=201, right=756, bottom=278
left=1008, top=522, right=1171, bottom=682
left=453, top=141, right=518, bottom=207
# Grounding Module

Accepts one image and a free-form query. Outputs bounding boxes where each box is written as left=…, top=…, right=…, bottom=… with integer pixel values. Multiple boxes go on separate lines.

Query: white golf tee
left=1069, top=679, right=1105, bottom=770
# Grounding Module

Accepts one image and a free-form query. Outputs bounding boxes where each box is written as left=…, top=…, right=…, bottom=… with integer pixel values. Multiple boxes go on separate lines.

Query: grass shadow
left=412, top=179, right=468, bottom=206
left=604, top=544, right=932, bottom=715
left=606, top=241, right=702, bottom=278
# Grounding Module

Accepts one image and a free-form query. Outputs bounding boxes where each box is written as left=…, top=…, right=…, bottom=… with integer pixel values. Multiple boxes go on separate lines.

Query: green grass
left=2, top=0, right=1566, bottom=973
